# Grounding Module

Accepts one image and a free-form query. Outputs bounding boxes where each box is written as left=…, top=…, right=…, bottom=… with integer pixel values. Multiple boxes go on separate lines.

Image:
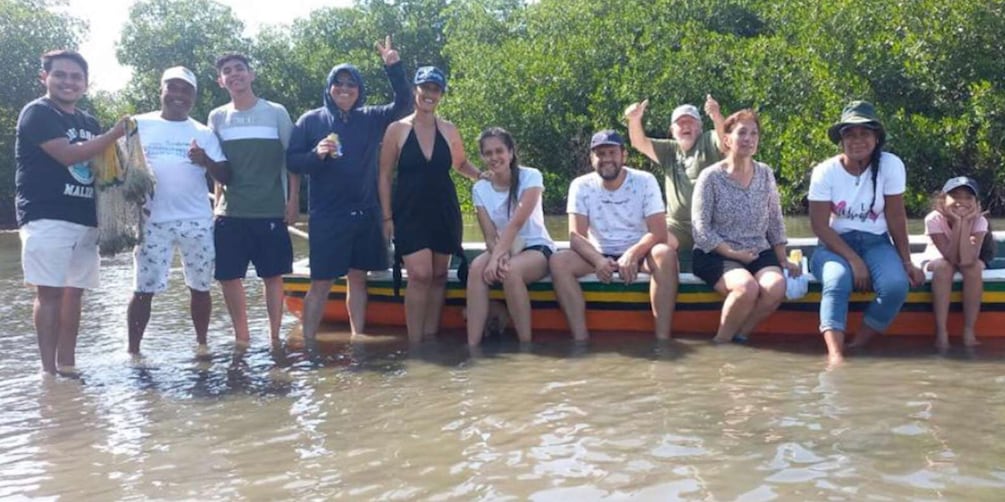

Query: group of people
left=471, top=99, right=991, bottom=366
left=15, top=44, right=992, bottom=376
left=16, top=49, right=302, bottom=375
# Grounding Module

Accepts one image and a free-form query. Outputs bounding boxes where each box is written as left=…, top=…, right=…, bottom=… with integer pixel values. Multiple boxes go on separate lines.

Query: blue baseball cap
left=414, top=66, right=447, bottom=91
left=590, top=129, right=625, bottom=150
left=942, top=176, right=979, bottom=197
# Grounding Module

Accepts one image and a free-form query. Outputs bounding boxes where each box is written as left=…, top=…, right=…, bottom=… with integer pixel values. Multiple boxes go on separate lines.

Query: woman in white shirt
left=808, top=101, right=925, bottom=366
left=466, top=127, right=555, bottom=346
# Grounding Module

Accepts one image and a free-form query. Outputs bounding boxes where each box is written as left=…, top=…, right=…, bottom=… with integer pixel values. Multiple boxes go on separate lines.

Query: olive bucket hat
left=827, top=100, right=886, bottom=145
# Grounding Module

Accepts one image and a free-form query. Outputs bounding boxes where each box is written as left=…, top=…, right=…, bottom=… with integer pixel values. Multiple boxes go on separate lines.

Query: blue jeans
left=810, top=231, right=910, bottom=333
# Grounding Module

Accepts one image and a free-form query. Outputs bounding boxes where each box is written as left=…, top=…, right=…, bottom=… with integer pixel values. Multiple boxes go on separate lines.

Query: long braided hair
left=865, top=132, right=884, bottom=217
left=478, top=127, right=520, bottom=216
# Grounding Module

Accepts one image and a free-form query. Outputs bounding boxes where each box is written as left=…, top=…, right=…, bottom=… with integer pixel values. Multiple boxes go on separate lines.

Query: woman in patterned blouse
left=691, top=109, right=801, bottom=343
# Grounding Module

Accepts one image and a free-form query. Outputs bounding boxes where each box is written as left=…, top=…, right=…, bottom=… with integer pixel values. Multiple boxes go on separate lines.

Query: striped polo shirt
left=208, top=98, right=293, bottom=218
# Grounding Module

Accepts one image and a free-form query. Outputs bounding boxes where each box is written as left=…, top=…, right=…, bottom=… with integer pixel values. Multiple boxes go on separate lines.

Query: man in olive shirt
left=625, top=95, right=725, bottom=271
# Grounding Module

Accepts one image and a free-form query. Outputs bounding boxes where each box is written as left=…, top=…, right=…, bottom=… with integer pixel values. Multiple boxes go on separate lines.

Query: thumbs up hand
left=188, top=138, right=209, bottom=168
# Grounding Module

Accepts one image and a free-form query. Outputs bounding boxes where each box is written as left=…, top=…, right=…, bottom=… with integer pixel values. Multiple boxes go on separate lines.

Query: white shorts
left=19, top=219, right=100, bottom=289
left=134, top=219, right=215, bottom=293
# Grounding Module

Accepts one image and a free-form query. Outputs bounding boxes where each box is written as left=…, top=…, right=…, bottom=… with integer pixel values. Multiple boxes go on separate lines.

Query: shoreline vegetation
left=2, top=0, right=1003, bottom=226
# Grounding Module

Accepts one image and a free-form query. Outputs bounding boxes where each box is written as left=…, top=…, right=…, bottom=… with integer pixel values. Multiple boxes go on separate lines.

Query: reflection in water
left=0, top=231, right=1004, bottom=499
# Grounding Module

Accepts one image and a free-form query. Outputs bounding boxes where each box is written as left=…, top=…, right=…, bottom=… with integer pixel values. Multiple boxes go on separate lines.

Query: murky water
left=1, top=226, right=1004, bottom=500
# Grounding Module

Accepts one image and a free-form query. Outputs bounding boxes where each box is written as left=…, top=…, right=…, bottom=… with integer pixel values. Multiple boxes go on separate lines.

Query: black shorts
left=692, top=248, right=780, bottom=287
left=214, top=216, right=293, bottom=280
left=308, top=210, right=386, bottom=280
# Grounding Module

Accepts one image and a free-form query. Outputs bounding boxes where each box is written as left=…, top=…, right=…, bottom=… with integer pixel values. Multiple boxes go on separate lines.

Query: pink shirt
left=919, top=210, right=988, bottom=263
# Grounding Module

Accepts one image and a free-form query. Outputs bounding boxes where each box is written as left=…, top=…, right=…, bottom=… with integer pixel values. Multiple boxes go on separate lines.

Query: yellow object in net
left=91, top=117, right=157, bottom=256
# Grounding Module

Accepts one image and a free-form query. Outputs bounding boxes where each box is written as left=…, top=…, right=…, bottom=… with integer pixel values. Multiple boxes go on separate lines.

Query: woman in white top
left=808, top=101, right=925, bottom=366
left=466, top=127, right=555, bottom=346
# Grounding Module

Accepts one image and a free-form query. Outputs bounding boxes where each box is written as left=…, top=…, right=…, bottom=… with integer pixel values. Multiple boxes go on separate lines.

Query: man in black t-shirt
left=15, top=50, right=125, bottom=376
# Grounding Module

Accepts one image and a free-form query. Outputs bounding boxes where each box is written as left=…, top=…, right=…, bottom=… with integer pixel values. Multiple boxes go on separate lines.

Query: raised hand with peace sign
left=375, top=35, right=400, bottom=66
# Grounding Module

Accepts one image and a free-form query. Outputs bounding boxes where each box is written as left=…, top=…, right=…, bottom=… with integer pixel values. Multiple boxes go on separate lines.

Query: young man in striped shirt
left=208, top=53, right=300, bottom=346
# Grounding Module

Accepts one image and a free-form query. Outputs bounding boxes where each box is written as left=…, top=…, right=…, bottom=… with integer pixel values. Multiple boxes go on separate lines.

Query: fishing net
left=90, top=118, right=156, bottom=256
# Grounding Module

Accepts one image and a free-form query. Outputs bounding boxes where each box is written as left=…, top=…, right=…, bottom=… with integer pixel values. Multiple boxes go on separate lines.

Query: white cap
left=671, top=104, right=701, bottom=124
left=161, top=66, right=197, bottom=91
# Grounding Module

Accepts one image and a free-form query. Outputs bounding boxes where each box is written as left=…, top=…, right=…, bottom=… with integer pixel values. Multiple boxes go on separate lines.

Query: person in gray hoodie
left=287, top=36, right=413, bottom=340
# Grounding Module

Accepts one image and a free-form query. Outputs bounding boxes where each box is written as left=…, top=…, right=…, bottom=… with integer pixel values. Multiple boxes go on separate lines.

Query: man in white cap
left=624, top=95, right=726, bottom=271
left=126, top=66, right=230, bottom=357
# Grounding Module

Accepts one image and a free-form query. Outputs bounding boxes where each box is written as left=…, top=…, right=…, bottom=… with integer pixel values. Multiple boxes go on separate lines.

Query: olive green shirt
left=650, top=130, right=722, bottom=248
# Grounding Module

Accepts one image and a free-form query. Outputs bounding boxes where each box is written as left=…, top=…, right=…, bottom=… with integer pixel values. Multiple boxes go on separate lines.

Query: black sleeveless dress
left=391, top=121, right=463, bottom=258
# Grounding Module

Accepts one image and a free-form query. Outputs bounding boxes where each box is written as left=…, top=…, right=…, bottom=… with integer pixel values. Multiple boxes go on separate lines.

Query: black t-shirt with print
left=15, top=97, right=101, bottom=227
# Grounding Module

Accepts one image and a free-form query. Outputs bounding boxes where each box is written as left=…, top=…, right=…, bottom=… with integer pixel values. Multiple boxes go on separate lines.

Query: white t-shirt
left=807, top=152, right=906, bottom=235
left=566, top=167, right=665, bottom=255
left=472, top=166, right=555, bottom=250
left=135, top=112, right=225, bottom=223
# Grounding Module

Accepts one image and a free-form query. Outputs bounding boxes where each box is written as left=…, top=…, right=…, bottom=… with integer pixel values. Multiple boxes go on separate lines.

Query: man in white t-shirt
left=127, top=67, right=230, bottom=356
left=549, top=130, right=678, bottom=341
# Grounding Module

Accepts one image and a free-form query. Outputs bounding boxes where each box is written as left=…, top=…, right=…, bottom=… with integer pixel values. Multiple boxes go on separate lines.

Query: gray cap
left=671, top=104, right=701, bottom=124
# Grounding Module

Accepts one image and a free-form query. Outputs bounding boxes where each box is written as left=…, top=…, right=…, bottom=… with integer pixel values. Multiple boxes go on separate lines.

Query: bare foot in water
left=963, top=330, right=980, bottom=347
left=711, top=333, right=734, bottom=344
left=827, top=353, right=845, bottom=369
left=935, top=332, right=950, bottom=352
left=846, top=327, right=879, bottom=350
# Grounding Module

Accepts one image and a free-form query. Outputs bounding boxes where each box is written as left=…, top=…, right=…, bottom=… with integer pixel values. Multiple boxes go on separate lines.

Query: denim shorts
left=522, top=244, right=553, bottom=260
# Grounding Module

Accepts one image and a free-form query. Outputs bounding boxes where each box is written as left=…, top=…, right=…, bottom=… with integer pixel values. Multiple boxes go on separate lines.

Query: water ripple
left=0, top=233, right=1004, bottom=498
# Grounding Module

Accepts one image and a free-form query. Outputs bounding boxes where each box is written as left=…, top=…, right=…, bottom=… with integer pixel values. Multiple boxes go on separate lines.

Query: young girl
left=466, top=127, right=555, bottom=346
left=918, top=176, right=992, bottom=348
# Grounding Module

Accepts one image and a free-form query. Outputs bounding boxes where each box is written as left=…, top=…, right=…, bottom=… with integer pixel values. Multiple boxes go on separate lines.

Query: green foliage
left=443, top=0, right=1005, bottom=216
left=116, top=0, right=250, bottom=121
left=0, top=0, right=84, bottom=225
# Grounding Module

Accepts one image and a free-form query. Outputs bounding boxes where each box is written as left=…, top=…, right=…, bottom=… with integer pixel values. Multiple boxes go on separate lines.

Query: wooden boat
left=282, top=235, right=1005, bottom=338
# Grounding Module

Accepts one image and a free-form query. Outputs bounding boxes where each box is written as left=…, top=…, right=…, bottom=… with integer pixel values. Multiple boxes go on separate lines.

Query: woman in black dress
left=378, top=67, right=485, bottom=342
